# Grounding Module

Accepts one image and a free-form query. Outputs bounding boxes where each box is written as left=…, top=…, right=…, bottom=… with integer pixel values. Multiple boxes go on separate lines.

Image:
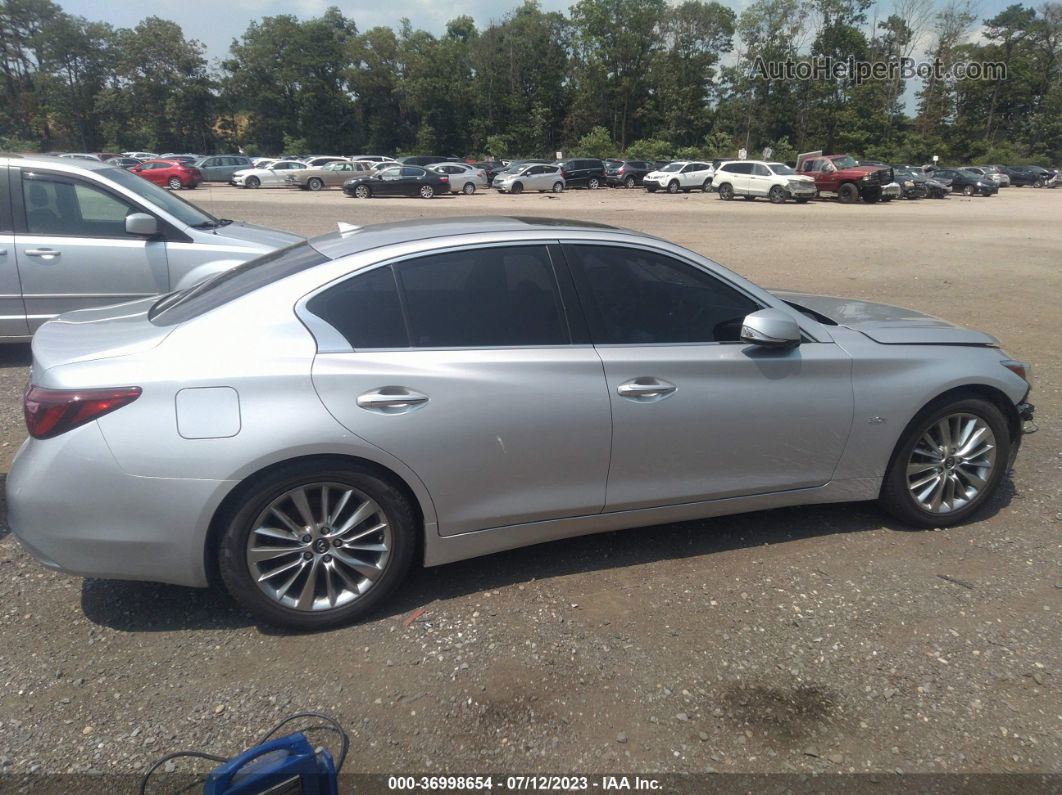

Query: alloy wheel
left=419, top=185, right=434, bottom=198
left=355, top=185, right=370, bottom=199
left=462, top=182, right=475, bottom=194
left=625, top=176, right=635, bottom=188
left=906, top=413, right=996, bottom=514
left=167, top=177, right=181, bottom=190
left=246, top=482, right=392, bottom=611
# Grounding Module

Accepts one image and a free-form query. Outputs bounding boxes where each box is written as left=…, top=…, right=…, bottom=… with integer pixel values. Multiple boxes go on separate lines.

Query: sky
left=59, top=0, right=1019, bottom=66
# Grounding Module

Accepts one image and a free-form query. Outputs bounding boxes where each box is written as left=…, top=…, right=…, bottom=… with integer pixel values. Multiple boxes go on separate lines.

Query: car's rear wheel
left=837, top=183, right=858, bottom=203
left=552, top=181, right=563, bottom=193
left=717, top=183, right=733, bottom=200
left=462, top=182, right=476, bottom=195
left=419, top=185, right=435, bottom=199
left=354, top=184, right=371, bottom=199
left=963, top=184, right=975, bottom=196
left=510, top=181, right=523, bottom=194
left=218, top=462, right=417, bottom=629
left=769, top=185, right=786, bottom=204
left=667, top=180, right=680, bottom=194
left=245, top=176, right=260, bottom=189
left=588, top=177, right=600, bottom=189
left=307, top=177, right=324, bottom=192
left=702, top=179, right=712, bottom=192
left=879, top=397, right=1010, bottom=528
left=167, top=177, right=182, bottom=190
left=625, top=176, right=636, bottom=188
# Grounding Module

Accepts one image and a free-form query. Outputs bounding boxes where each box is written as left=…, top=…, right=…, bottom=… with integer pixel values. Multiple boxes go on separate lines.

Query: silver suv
left=0, top=154, right=302, bottom=340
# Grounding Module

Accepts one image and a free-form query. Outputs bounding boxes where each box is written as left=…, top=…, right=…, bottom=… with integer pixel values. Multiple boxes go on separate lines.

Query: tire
left=588, top=177, right=600, bottom=190
left=963, top=185, right=975, bottom=196
left=354, top=184, right=371, bottom=199
left=667, top=180, right=680, bottom=194
left=245, top=176, right=260, bottom=189
left=552, top=181, right=563, bottom=193
left=878, top=397, right=1010, bottom=529
left=769, top=185, right=786, bottom=204
left=624, top=176, right=636, bottom=189
left=167, top=177, right=182, bottom=190
left=717, top=183, right=734, bottom=200
left=419, top=185, right=435, bottom=199
left=837, top=183, right=858, bottom=203
left=861, top=188, right=881, bottom=203
left=1034, top=178, right=1044, bottom=188
left=462, top=182, right=476, bottom=195
left=510, top=181, right=523, bottom=194
left=307, top=177, right=324, bottom=192
left=702, top=179, right=712, bottom=193
left=217, top=461, right=418, bottom=629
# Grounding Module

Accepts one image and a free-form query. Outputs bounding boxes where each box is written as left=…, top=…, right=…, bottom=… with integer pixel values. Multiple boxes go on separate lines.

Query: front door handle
left=24, top=248, right=60, bottom=258
left=357, top=387, right=429, bottom=413
left=617, top=378, right=677, bottom=402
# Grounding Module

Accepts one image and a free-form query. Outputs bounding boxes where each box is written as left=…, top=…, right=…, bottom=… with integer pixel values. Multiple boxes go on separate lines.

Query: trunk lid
left=772, top=290, right=999, bottom=346
left=207, top=220, right=304, bottom=252
left=30, top=297, right=173, bottom=377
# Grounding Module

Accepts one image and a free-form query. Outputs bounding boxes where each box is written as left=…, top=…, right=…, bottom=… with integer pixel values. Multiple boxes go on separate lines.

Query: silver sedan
left=8, top=217, right=1033, bottom=629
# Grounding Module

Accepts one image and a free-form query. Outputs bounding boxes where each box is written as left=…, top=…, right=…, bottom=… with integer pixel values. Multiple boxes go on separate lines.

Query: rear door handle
left=24, top=248, right=60, bottom=258
left=357, top=387, right=429, bottom=413
left=617, top=378, right=677, bottom=402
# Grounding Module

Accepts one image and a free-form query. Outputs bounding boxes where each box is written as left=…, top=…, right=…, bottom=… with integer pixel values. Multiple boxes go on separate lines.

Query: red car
left=130, top=159, right=203, bottom=190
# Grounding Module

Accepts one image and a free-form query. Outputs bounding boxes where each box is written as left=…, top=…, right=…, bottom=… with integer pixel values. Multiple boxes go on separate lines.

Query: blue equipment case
left=203, top=732, right=338, bottom=795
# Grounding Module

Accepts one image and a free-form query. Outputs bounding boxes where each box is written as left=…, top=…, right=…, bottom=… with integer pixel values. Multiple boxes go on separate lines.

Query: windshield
left=768, top=163, right=796, bottom=175
left=658, top=163, right=682, bottom=172
left=106, top=166, right=218, bottom=228
left=831, top=155, right=858, bottom=169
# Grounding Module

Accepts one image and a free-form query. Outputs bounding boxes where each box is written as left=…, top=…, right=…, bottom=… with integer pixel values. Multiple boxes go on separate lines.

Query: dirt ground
left=0, top=184, right=1059, bottom=782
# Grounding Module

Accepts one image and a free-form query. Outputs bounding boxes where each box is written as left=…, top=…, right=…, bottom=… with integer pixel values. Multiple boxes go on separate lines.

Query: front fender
left=174, top=259, right=245, bottom=290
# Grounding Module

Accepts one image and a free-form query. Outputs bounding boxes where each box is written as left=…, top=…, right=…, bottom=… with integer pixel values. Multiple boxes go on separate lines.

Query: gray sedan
left=8, top=217, right=1032, bottom=629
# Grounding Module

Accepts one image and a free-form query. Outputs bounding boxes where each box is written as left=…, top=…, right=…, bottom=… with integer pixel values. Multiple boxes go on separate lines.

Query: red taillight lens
left=618, top=167, right=625, bottom=174
left=438, top=175, right=449, bottom=182
left=24, top=385, right=142, bottom=439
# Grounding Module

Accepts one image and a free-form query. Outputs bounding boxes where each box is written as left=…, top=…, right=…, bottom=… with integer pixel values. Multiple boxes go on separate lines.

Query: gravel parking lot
left=0, top=185, right=1059, bottom=780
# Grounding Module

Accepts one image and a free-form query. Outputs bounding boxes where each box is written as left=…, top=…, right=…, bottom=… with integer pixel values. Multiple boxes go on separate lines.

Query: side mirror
left=740, top=309, right=801, bottom=349
left=125, top=213, right=158, bottom=237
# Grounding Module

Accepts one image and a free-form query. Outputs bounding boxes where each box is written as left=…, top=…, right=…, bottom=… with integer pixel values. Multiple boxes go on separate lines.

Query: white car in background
left=713, top=160, right=817, bottom=203
left=123, top=151, right=158, bottom=160
left=642, top=161, right=714, bottom=193
left=302, top=156, right=347, bottom=168
left=231, top=160, right=307, bottom=188
left=429, top=162, right=488, bottom=194
left=349, top=155, right=397, bottom=163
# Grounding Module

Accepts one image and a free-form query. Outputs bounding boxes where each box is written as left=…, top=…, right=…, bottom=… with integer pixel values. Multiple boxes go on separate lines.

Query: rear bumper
left=6, top=423, right=232, bottom=588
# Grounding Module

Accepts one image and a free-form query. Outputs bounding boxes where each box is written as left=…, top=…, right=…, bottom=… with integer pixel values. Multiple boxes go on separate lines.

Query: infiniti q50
left=7, top=217, right=1033, bottom=629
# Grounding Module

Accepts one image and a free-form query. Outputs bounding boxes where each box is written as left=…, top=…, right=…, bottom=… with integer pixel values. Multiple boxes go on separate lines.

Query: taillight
left=617, top=166, right=625, bottom=175
left=24, top=385, right=142, bottom=439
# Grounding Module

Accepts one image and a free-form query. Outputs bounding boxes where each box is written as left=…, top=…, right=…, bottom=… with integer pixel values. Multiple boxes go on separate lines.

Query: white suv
left=642, top=161, right=714, bottom=193
left=713, top=160, right=817, bottom=203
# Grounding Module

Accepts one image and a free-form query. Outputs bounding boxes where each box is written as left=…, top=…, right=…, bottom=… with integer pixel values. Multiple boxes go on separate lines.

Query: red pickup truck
left=796, top=151, right=894, bottom=203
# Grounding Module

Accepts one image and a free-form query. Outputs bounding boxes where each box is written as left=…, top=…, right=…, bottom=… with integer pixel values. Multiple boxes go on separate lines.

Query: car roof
left=309, top=216, right=638, bottom=260
left=0, top=152, right=115, bottom=171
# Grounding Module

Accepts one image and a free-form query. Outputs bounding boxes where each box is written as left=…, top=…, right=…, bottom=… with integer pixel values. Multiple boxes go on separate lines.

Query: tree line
left=1, top=0, right=1059, bottom=165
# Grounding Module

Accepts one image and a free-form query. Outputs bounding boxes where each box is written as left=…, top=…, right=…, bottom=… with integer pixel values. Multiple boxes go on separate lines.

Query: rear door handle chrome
left=24, top=248, right=60, bottom=258
left=357, top=387, right=429, bottom=413
left=617, top=378, right=677, bottom=402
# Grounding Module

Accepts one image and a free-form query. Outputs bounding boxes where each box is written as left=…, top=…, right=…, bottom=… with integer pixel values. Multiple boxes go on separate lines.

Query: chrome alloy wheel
left=906, top=413, right=996, bottom=514
left=246, top=483, right=392, bottom=611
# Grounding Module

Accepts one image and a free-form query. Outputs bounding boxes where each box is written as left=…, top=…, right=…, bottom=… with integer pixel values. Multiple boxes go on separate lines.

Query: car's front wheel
left=354, top=184, right=371, bottom=199
left=963, top=185, right=976, bottom=196
left=245, top=176, right=260, bottom=189
left=879, top=397, right=1010, bottom=528
left=218, top=462, right=417, bottom=629
left=667, top=180, right=680, bottom=194
left=769, top=185, right=786, bottom=204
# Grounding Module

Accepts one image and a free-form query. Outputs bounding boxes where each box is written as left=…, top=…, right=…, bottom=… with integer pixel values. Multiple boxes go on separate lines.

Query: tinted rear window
left=149, top=242, right=326, bottom=326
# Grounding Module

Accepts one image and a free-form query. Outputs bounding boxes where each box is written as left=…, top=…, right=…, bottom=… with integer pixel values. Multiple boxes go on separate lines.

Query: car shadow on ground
left=77, top=482, right=1015, bottom=635
left=0, top=343, right=32, bottom=368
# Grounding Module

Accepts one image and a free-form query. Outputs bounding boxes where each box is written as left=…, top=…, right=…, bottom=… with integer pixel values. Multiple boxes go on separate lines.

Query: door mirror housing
left=125, top=213, right=158, bottom=237
left=740, top=309, right=801, bottom=348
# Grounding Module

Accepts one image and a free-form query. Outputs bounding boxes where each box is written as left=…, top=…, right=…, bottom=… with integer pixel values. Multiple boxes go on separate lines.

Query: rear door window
left=396, top=246, right=569, bottom=348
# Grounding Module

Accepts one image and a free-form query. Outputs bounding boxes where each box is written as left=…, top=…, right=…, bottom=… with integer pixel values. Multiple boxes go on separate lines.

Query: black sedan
left=343, top=165, right=450, bottom=199
left=605, top=160, right=656, bottom=188
left=932, top=168, right=998, bottom=197
left=892, top=166, right=951, bottom=199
